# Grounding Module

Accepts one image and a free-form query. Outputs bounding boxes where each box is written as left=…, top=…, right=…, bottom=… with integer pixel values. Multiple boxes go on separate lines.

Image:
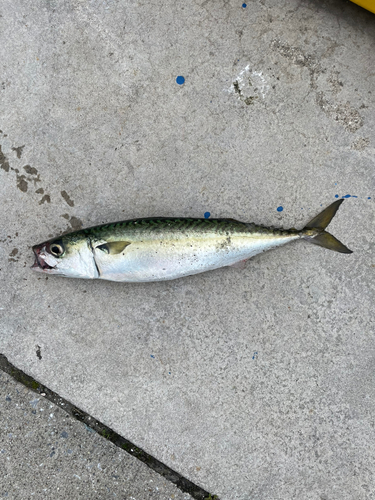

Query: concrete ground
left=1, top=0, right=375, bottom=499
left=0, top=369, right=194, bottom=500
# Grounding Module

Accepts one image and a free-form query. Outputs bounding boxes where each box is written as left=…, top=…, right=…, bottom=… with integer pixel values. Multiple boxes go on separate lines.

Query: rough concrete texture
left=0, top=370, right=193, bottom=500
left=1, top=0, right=374, bottom=499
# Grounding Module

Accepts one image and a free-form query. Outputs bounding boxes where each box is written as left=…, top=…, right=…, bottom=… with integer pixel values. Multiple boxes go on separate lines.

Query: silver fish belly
left=91, top=223, right=298, bottom=282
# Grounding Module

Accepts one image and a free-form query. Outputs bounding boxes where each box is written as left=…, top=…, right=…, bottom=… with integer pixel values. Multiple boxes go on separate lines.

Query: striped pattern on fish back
left=77, top=217, right=296, bottom=239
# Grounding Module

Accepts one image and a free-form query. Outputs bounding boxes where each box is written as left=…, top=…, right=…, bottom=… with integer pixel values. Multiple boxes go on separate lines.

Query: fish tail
left=303, top=199, right=353, bottom=254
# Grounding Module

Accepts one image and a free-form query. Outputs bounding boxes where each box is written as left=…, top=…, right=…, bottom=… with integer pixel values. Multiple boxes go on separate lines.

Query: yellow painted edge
left=350, top=0, right=375, bottom=13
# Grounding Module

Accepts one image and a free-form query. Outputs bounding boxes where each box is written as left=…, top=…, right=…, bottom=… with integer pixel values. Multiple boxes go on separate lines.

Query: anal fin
left=229, top=259, right=248, bottom=270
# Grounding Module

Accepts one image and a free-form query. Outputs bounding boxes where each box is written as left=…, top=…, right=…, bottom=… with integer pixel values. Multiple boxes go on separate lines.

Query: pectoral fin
left=97, top=241, right=131, bottom=254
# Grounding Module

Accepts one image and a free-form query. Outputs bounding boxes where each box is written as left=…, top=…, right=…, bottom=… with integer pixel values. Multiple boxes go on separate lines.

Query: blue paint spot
left=204, top=212, right=211, bottom=219
left=176, top=76, right=185, bottom=85
left=242, top=3, right=247, bottom=7
left=169, top=372, right=171, bottom=375
left=336, top=193, right=359, bottom=199
left=150, top=355, right=155, bottom=359
left=277, top=206, right=283, bottom=212
left=334, top=183, right=337, bottom=186
left=368, top=197, right=371, bottom=199
left=252, top=351, right=258, bottom=360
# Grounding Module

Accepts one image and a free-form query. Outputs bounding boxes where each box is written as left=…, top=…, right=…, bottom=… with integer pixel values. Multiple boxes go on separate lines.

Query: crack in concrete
left=0, top=353, right=219, bottom=500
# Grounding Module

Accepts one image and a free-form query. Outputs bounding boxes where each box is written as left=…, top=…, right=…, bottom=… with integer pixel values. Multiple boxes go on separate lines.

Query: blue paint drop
left=204, top=212, right=211, bottom=219
left=334, top=183, right=337, bottom=186
left=368, top=197, right=371, bottom=199
left=169, top=372, right=171, bottom=375
left=277, top=206, right=283, bottom=212
left=242, top=3, right=247, bottom=7
left=150, top=355, right=155, bottom=359
left=335, top=194, right=339, bottom=198
left=342, top=194, right=351, bottom=198
left=176, top=76, right=185, bottom=85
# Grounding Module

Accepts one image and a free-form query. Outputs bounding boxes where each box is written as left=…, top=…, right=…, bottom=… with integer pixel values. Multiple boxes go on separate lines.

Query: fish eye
left=49, top=241, right=64, bottom=257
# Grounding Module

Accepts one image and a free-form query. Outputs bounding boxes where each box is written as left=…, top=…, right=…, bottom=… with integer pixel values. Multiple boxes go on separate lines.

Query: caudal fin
left=304, top=199, right=353, bottom=254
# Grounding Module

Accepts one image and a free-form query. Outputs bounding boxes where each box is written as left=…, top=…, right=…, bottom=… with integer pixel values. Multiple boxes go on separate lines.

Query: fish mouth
left=31, top=245, right=55, bottom=271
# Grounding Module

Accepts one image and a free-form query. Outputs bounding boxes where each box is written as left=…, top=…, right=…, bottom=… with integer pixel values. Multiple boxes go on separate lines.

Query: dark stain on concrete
left=271, top=38, right=363, bottom=132
left=16, top=174, right=28, bottom=192
left=24, top=165, right=38, bottom=175
left=233, top=80, right=241, bottom=96
left=69, top=216, right=83, bottom=230
left=35, top=188, right=44, bottom=194
left=244, top=96, right=257, bottom=105
left=61, top=190, right=74, bottom=207
left=8, top=247, right=19, bottom=262
left=39, top=195, right=51, bottom=205
left=271, top=39, right=322, bottom=89
left=12, top=145, right=25, bottom=159
left=351, top=137, right=369, bottom=151
left=36, top=345, right=42, bottom=360
left=60, top=215, right=84, bottom=233
left=232, top=75, right=258, bottom=106
left=316, top=93, right=363, bottom=132
left=0, top=145, right=10, bottom=172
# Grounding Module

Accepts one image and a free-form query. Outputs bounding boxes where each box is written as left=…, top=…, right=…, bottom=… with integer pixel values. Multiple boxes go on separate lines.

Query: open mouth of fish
left=31, top=246, right=55, bottom=270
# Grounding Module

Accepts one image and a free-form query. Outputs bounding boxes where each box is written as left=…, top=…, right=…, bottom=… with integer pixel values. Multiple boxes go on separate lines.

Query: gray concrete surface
left=1, top=0, right=375, bottom=499
left=0, top=369, right=193, bottom=500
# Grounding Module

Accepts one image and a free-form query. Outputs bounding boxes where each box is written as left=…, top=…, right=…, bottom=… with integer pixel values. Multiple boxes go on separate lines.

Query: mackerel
left=31, top=200, right=352, bottom=282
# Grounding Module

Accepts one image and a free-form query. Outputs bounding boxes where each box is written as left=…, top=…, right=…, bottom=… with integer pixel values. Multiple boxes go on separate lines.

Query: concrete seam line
left=0, top=353, right=220, bottom=500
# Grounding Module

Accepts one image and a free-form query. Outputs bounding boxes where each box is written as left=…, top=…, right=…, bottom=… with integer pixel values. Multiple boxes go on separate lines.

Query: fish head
left=31, top=233, right=99, bottom=279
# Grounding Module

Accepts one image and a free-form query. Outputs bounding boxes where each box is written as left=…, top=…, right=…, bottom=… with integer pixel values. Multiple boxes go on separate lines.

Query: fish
left=31, top=199, right=352, bottom=282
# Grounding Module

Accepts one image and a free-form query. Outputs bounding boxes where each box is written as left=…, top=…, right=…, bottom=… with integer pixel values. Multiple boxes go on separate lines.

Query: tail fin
left=304, top=199, right=353, bottom=254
